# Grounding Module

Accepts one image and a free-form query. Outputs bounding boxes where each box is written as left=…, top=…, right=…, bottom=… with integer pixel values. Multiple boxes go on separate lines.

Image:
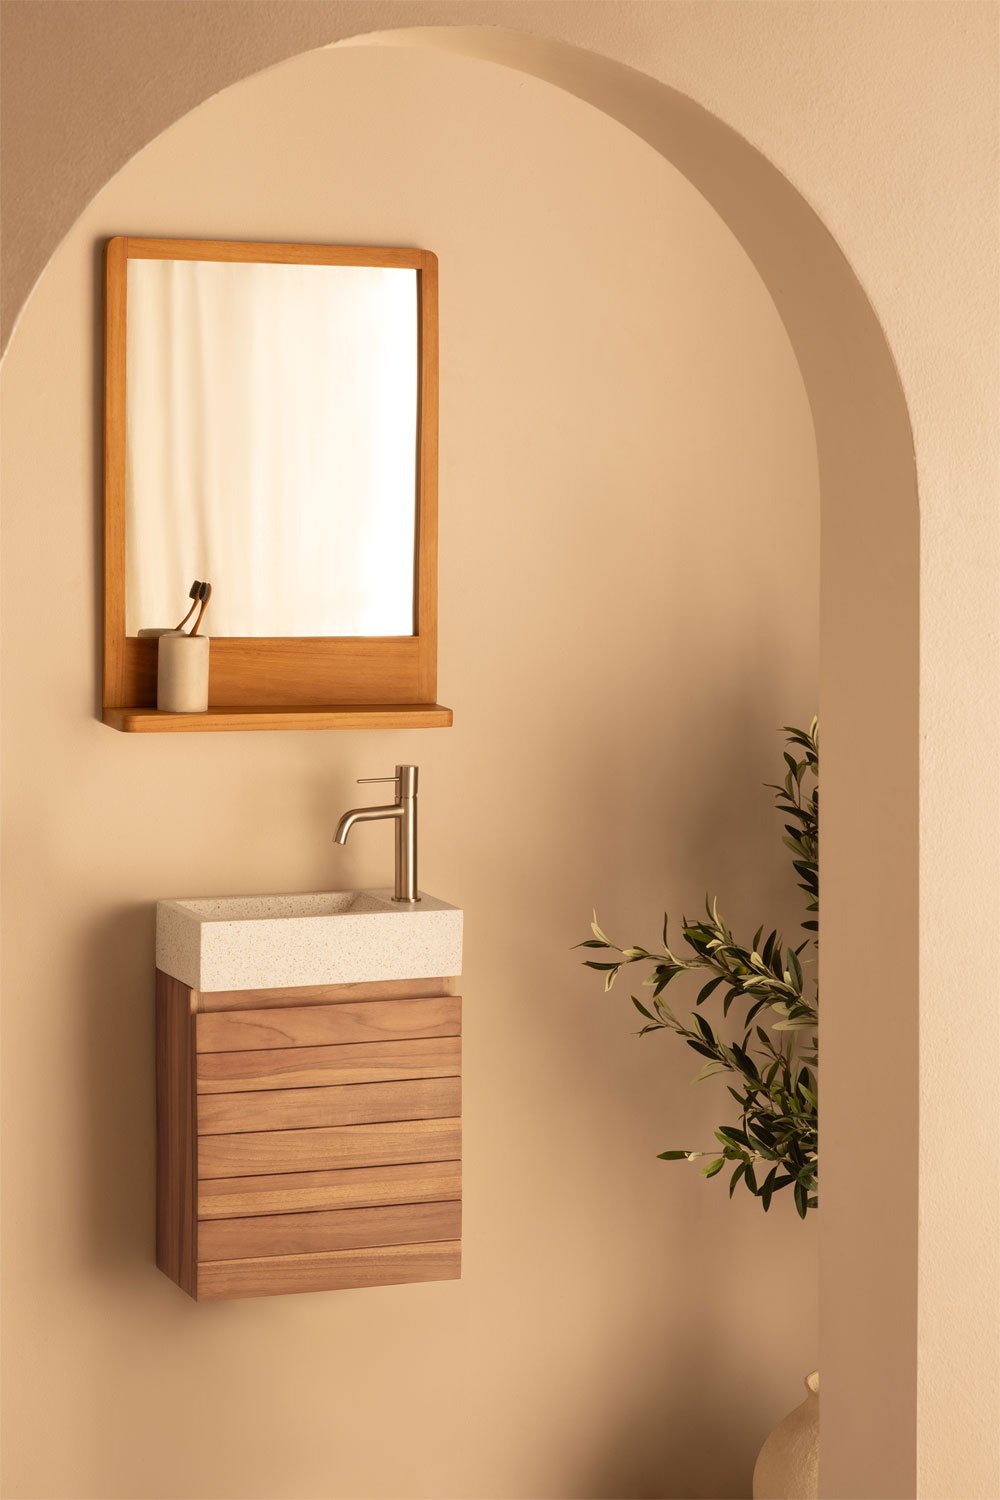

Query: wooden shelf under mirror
left=104, top=704, right=453, bottom=733
left=103, top=237, right=451, bottom=734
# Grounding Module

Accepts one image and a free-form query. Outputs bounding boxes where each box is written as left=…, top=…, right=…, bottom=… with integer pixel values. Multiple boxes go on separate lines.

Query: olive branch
left=578, top=720, right=818, bottom=1217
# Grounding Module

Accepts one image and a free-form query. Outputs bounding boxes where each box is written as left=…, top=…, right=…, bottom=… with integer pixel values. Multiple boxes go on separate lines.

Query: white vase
left=752, top=1371, right=819, bottom=1500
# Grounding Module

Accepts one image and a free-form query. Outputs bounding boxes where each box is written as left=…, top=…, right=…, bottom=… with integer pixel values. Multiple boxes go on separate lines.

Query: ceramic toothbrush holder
left=157, top=633, right=209, bottom=712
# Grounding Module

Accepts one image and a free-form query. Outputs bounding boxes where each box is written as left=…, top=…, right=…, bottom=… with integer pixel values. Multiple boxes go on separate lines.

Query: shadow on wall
left=385, top=30, right=918, bottom=1498
left=578, top=1346, right=762, bottom=1500
left=76, top=903, right=159, bottom=1275
left=77, top=243, right=162, bottom=1272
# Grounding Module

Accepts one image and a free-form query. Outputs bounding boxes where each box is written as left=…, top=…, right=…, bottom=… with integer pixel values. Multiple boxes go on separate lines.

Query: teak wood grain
left=115, top=642, right=436, bottom=710
left=103, top=236, right=127, bottom=709
left=196, top=1239, right=461, bottom=1301
left=196, top=996, right=461, bottom=1052
left=197, top=1159, right=462, bottom=1220
left=103, top=237, right=445, bottom=732
left=103, top=705, right=453, bottom=733
left=197, top=1075, right=460, bottom=1136
left=196, top=1036, right=462, bottom=1092
left=199, top=1116, right=462, bottom=1179
left=156, top=971, right=462, bottom=1301
left=114, top=642, right=434, bottom=711
left=195, top=975, right=453, bottom=1013
left=198, top=1198, right=461, bottom=1262
left=155, top=972, right=197, bottom=1296
left=125, top=239, right=432, bottom=268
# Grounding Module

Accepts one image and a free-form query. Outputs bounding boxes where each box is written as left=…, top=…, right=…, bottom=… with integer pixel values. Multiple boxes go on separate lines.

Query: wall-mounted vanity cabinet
left=155, top=892, right=463, bottom=1300
left=104, top=238, right=450, bottom=732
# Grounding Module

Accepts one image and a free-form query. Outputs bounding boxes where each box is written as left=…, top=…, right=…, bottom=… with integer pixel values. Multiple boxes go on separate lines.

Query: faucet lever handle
left=356, top=775, right=398, bottom=785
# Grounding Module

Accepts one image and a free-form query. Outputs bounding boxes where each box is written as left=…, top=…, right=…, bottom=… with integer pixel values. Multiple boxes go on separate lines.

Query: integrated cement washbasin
left=156, top=889, right=463, bottom=993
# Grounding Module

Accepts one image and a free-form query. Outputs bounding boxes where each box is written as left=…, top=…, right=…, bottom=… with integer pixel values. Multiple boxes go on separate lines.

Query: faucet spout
left=334, top=803, right=401, bottom=846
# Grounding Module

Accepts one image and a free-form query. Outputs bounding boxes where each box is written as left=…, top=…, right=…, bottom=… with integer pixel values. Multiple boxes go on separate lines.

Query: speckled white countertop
left=156, top=888, right=463, bottom=992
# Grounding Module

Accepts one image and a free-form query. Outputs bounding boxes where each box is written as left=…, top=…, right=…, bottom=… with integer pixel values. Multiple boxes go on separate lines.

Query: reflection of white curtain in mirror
left=125, top=260, right=418, bottom=637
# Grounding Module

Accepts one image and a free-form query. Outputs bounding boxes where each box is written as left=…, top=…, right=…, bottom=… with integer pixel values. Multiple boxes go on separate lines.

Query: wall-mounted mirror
left=103, top=237, right=449, bottom=733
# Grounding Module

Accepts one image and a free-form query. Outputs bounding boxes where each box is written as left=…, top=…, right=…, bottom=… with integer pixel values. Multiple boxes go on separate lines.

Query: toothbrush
left=188, top=581, right=212, bottom=635
left=174, top=580, right=202, bottom=631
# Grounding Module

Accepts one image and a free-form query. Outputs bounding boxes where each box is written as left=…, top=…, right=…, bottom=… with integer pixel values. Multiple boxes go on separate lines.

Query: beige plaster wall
left=0, top=44, right=821, bottom=1500
left=2, top=3, right=998, bottom=1497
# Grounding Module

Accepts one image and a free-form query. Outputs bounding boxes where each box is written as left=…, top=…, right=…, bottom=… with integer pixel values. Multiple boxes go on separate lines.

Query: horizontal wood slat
left=196, top=996, right=460, bottom=1053
left=199, top=1198, right=461, bottom=1262
left=197, top=1239, right=461, bottom=1301
left=197, top=1076, right=460, bottom=1136
left=197, top=977, right=453, bottom=1014
left=198, top=1159, right=462, bottom=1220
left=199, top=1117, right=462, bottom=1179
left=196, top=1036, right=461, bottom=1092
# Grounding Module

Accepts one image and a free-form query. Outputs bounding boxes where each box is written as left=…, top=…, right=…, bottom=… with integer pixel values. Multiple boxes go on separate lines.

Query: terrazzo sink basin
left=156, top=889, right=463, bottom=993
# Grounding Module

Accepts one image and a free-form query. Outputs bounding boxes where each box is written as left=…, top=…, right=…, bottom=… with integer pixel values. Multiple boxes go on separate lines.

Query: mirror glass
left=125, top=259, right=419, bottom=637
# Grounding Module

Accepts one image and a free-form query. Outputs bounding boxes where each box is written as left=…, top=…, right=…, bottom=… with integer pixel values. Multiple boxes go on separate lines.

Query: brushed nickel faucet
left=333, top=764, right=420, bottom=904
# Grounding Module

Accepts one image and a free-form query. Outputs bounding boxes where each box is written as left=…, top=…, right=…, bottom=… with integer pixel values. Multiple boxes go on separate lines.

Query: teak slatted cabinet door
left=156, top=973, right=462, bottom=1302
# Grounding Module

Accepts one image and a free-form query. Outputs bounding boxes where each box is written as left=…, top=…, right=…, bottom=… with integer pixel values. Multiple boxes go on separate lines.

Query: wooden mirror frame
left=102, top=236, right=451, bottom=733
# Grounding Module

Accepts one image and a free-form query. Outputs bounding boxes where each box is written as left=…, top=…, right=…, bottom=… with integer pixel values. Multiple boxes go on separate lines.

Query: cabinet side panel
left=156, top=971, right=197, bottom=1296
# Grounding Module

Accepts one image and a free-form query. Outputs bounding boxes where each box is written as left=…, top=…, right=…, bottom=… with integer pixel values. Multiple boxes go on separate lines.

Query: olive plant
left=579, top=720, right=818, bottom=1217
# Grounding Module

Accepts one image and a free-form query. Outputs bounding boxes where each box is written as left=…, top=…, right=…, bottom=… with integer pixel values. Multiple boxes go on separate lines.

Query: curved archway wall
left=1, top=8, right=997, bottom=1500
left=2, top=44, right=824, bottom=1500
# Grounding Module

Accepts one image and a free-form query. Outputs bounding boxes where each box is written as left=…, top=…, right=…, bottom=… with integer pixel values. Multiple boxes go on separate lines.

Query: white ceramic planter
left=752, top=1371, right=819, bottom=1500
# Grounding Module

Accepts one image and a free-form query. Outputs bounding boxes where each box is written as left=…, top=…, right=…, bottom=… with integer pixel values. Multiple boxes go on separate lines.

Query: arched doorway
left=2, top=26, right=919, bottom=1500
